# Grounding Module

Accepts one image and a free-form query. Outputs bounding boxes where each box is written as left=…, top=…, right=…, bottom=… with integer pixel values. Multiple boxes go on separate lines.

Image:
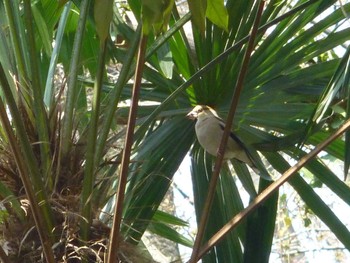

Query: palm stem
left=61, top=0, right=91, bottom=158
left=23, top=0, right=52, bottom=188
left=107, top=33, right=148, bottom=263
left=81, top=40, right=108, bottom=240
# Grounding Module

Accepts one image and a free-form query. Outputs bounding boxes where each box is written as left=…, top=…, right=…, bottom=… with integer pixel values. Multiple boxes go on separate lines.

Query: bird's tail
left=243, top=147, right=272, bottom=181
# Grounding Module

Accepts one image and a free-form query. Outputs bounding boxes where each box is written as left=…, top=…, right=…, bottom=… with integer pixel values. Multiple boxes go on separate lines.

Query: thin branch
left=94, top=25, right=141, bottom=167
left=189, top=1, right=266, bottom=262
left=23, top=0, right=52, bottom=188
left=81, top=40, right=108, bottom=240
left=197, top=117, right=350, bottom=259
left=107, top=33, right=147, bottom=263
left=61, top=0, right=91, bottom=158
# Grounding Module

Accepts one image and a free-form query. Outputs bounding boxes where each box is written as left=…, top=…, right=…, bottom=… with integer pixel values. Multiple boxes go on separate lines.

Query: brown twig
left=198, top=117, right=350, bottom=258
left=106, top=33, right=147, bottom=263
left=188, top=1, right=266, bottom=262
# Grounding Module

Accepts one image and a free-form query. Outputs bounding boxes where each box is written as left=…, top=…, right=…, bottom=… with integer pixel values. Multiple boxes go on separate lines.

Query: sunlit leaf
left=157, top=42, right=173, bottom=79
left=206, top=0, right=228, bottom=31
left=94, top=0, right=113, bottom=42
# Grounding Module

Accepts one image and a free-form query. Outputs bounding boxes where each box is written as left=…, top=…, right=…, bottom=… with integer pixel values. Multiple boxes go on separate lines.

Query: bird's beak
left=186, top=111, right=197, bottom=120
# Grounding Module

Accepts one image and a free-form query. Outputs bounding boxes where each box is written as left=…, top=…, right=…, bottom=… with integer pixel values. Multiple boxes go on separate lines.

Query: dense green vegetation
left=0, top=0, right=349, bottom=262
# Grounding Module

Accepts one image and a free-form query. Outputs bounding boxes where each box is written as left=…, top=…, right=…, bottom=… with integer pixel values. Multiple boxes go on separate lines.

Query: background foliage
left=0, top=0, right=349, bottom=262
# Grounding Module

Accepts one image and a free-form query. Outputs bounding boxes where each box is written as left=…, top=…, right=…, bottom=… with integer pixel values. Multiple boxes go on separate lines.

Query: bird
left=187, top=105, right=261, bottom=174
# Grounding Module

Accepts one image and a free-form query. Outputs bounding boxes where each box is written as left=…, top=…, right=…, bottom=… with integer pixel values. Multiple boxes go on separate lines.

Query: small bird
left=187, top=105, right=260, bottom=174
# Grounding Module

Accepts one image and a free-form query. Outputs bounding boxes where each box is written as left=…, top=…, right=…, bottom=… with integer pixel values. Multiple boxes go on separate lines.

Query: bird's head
left=186, top=105, right=218, bottom=120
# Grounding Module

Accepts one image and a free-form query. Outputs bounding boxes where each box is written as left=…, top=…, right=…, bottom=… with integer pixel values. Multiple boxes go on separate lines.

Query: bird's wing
left=217, top=120, right=248, bottom=151
left=216, top=118, right=272, bottom=180
left=218, top=121, right=258, bottom=166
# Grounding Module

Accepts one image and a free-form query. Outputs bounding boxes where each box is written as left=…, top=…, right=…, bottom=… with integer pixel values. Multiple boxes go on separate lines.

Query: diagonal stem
left=197, top=116, right=350, bottom=258
left=189, top=1, right=266, bottom=262
left=106, top=33, right=147, bottom=263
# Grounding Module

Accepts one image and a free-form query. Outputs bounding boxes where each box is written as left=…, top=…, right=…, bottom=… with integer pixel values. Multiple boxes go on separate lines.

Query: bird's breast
left=195, top=118, right=222, bottom=157
left=194, top=117, right=241, bottom=159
